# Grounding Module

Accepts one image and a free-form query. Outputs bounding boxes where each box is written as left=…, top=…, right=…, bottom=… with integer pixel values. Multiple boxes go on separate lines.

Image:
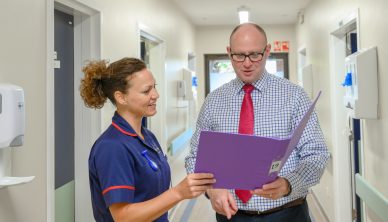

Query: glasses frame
left=230, top=46, right=267, bottom=62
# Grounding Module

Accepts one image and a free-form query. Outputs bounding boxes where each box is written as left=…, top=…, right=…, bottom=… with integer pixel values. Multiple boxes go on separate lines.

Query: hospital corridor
left=0, top=0, right=387, bottom=222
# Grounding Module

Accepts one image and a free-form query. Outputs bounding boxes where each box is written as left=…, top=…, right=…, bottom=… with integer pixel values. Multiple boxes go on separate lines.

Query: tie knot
left=243, top=84, right=254, bottom=94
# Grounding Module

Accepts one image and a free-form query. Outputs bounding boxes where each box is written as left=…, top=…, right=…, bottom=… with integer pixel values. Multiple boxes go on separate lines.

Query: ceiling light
left=238, top=6, right=249, bottom=24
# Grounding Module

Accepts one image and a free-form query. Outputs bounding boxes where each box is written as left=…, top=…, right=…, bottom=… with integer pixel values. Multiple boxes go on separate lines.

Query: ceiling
left=170, top=0, right=311, bottom=26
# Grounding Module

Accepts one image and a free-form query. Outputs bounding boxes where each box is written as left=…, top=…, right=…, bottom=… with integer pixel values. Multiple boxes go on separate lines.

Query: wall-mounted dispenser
left=0, top=84, right=34, bottom=188
left=343, top=46, right=378, bottom=119
left=177, top=80, right=186, bottom=98
left=0, top=84, right=25, bottom=148
left=177, top=68, right=198, bottom=128
left=182, top=68, right=197, bottom=100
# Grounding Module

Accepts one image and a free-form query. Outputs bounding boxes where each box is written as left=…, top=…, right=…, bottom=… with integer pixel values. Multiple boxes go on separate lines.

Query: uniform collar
left=232, top=70, right=269, bottom=94
left=111, top=112, right=161, bottom=152
left=111, top=111, right=138, bottom=137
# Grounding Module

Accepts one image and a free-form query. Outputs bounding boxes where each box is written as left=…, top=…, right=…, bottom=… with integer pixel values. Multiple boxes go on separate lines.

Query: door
left=267, top=53, right=289, bottom=79
left=204, top=54, right=235, bottom=96
left=139, top=31, right=167, bottom=152
left=330, top=11, right=363, bottom=221
left=347, top=30, right=362, bottom=222
left=54, top=9, right=75, bottom=222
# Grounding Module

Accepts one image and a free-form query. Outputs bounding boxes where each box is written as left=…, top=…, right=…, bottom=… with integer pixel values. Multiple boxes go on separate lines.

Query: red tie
left=235, top=84, right=254, bottom=203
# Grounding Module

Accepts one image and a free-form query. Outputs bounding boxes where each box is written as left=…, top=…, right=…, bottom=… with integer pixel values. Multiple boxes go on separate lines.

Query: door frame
left=297, top=44, right=307, bottom=85
left=268, top=52, right=289, bottom=79
left=329, top=8, right=364, bottom=222
left=137, top=23, right=168, bottom=153
left=46, top=0, right=101, bottom=221
left=204, top=53, right=289, bottom=96
left=204, top=54, right=230, bottom=96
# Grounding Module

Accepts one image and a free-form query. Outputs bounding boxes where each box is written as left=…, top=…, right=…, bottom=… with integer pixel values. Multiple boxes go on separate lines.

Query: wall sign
left=273, top=41, right=289, bottom=52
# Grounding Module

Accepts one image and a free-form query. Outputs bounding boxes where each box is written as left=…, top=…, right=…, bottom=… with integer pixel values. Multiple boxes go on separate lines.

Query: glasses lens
left=249, top=53, right=262, bottom=62
left=233, top=54, right=245, bottom=62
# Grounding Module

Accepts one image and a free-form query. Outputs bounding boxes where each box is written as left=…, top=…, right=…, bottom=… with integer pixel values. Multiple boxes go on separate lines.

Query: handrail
left=168, top=128, right=193, bottom=156
left=355, top=173, right=388, bottom=221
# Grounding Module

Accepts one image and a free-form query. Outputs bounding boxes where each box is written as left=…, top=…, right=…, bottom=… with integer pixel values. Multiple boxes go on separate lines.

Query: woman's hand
left=172, top=173, right=215, bottom=200
left=110, top=173, right=215, bottom=222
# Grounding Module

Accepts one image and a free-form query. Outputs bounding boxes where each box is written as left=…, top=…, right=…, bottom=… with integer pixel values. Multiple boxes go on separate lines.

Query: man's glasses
left=230, top=46, right=267, bottom=62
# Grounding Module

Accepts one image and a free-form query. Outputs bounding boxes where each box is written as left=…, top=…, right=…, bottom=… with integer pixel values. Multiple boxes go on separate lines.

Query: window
left=205, top=53, right=289, bottom=96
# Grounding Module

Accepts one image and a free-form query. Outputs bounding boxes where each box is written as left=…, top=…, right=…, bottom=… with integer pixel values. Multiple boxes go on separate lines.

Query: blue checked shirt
left=185, top=71, right=329, bottom=211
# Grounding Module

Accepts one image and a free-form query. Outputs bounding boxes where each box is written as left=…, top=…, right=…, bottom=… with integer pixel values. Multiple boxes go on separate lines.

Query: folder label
left=269, top=160, right=282, bottom=174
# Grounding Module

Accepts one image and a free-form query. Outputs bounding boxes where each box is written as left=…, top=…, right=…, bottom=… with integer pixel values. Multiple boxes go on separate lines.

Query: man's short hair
left=229, top=23, right=268, bottom=45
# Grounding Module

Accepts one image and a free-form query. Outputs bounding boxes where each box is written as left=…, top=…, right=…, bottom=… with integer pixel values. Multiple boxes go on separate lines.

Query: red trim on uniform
left=102, top=185, right=136, bottom=195
left=111, top=122, right=137, bottom=137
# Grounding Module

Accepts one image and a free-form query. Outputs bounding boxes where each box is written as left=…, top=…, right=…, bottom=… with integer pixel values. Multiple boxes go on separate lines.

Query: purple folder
left=194, top=92, right=321, bottom=190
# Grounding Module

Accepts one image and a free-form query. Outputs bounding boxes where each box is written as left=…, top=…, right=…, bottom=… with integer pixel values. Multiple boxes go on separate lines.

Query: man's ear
left=265, top=44, right=271, bottom=54
left=227, top=46, right=232, bottom=58
left=114, top=91, right=127, bottom=105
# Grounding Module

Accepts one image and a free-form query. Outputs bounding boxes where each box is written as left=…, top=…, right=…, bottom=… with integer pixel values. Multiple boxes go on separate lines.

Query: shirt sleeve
left=93, top=139, right=136, bottom=207
left=185, top=96, right=212, bottom=174
left=283, top=89, right=330, bottom=198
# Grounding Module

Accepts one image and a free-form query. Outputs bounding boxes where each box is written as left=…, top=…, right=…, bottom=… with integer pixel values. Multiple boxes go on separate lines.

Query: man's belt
left=237, top=197, right=305, bottom=216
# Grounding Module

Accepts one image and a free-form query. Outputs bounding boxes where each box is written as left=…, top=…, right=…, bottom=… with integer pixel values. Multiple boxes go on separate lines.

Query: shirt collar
left=232, top=70, right=269, bottom=94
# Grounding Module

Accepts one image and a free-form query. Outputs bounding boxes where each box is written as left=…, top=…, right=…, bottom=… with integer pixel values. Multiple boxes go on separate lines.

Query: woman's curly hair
left=80, top=57, right=146, bottom=109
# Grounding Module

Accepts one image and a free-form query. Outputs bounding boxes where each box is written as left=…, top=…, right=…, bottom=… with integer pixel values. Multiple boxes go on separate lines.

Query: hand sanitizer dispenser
left=0, top=84, right=25, bottom=148
left=342, top=46, right=378, bottom=119
left=182, top=68, right=197, bottom=100
left=0, top=84, right=34, bottom=189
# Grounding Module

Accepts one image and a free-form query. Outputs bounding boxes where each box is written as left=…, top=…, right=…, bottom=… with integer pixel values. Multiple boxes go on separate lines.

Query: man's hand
left=251, top=177, right=290, bottom=200
left=207, top=189, right=238, bottom=219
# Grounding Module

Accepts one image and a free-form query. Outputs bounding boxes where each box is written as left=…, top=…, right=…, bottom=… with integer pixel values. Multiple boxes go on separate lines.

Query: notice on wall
left=281, top=41, right=289, bottom=52
left=273, top=41, right=282, bottom=52
left=273, top=41, right=289, bottom=52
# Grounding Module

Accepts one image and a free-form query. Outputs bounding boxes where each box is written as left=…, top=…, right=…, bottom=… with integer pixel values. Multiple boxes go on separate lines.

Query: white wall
left=195, top=25, right=296, bottom=106
left=0, top=0, right=48, bottom=221
left=0, top=0, right=196, bottom=221
left=296, top=0, right=388, bottom=221
left=295, top=2, right=336, bottom=220
left=97, top=0, right=196, bottom=145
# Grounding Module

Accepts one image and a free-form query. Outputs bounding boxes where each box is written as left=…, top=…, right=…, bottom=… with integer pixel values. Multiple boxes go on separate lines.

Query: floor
left=168, top=146, right=329, bottom=222
left=169, top=147, right=216, bottom=222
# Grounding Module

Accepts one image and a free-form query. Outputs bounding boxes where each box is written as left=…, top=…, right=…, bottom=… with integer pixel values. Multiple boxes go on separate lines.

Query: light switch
left=54, top=60, right=61, bottom=69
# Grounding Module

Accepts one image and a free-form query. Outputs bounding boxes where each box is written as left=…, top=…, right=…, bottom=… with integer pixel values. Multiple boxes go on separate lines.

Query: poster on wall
left=273, top=41, right=282, bottom=52
left=281, top=41, right=289, bottom=52
left=272, top=41, right=289, bottom=52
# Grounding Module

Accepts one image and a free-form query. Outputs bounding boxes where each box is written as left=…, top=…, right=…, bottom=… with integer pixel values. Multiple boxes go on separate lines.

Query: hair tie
left=95, top=78, right=105, bottom=97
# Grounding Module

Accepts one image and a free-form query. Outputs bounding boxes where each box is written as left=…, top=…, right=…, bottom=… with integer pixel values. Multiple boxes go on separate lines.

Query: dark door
left=204, top=54, right=235, bottom=96
left=347, top=31, right=361, bottom=222
left=267, top=53, right=289, bottom=79
left=54, top=9, right=74, bottom=189
left=54, top=9, right=75, bottom=222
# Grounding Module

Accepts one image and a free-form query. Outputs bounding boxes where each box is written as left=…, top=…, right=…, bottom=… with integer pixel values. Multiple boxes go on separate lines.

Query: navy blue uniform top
left=89, top=112, right=171, bottom=222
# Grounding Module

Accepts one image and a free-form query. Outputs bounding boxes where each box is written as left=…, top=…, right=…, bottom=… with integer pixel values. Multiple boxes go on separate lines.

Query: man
left=185, top=23, right=329, bottom=222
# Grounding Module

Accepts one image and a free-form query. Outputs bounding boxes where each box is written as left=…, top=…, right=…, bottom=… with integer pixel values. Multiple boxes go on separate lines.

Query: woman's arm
left=109, top=173, right=215, bottom=222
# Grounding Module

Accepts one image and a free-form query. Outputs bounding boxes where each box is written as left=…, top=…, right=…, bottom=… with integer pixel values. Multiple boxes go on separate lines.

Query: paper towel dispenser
left=0, top=84, right=34, bottom=189
left=0, top=84, right=25, bottom=148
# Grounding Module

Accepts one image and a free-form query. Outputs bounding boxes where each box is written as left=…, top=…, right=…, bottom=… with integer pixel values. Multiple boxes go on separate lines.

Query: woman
left=80, top=57, right=215, bottom=222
